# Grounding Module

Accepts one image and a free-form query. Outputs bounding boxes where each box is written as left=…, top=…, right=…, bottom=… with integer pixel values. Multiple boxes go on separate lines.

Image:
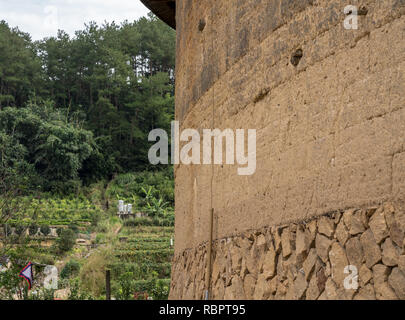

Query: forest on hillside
left=0, top=13, right=175, bottom=195
left=0, top=13, right=177, bottom=300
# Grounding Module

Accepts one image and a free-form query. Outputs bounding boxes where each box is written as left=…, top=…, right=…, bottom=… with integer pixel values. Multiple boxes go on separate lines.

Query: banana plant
left=144, top=196, right=168, bottom=219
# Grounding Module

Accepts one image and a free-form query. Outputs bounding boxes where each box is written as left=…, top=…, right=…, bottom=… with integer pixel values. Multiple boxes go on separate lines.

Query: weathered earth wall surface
left=171, top=0, right=405, bottom=299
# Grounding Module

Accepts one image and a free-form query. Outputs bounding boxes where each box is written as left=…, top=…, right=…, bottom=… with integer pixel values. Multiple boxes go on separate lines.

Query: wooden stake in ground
left=106, top=269, right=111, bottom=300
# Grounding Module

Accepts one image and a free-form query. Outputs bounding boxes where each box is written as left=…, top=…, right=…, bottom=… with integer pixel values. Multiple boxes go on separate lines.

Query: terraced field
left=1, top=200, right=175, bottom=299
left=109, top=225, right=174, bottom=299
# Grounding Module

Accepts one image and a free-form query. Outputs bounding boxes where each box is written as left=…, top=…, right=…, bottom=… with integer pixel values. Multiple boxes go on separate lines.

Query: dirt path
left=114, top=225, right=122, bottom=235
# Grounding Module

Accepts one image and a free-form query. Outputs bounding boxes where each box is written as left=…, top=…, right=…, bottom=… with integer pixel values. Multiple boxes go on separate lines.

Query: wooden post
left=106, top=269, right=111, bottom=300
left=205, top=208, right=214, bottom=300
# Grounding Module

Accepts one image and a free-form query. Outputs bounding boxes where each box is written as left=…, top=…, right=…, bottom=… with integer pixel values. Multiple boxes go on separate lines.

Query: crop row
left=2, top=196, right=103, bottom=226
left=109, top=262, right=172, bottom=280
left=122, top=226, right=174, bottom=234
left=115, top=249, right=174, bottom=263
left=126, top=237, right=172, bottom=243
left=116, top=242, right=173, bottom=251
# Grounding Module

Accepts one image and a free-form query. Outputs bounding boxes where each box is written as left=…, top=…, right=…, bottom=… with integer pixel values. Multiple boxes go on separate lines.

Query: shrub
left=68, top=223, right=79, bottom=234
left=0, top=264, right=23, bottom=299
left=56, top=228, right=63, bottom=236
left=57, top=229, right=76, bottom=252
left=67, top=278, right=95, bottom=300
left=61, top=260, right=81, bottom=279
left=3, top=224, right=12, bottom=237
left=151, top=279, right=170, bottom=300
left=115, top=272, right=135, bottom=300
left=40, top=225, right=51, bottom=236
left=15, top=224, right=26, bottom=236
left=95, top=233, right=106, bottom=244
left=132, top=278, right=170, bottom=300
left=90, top=211, right=101, bottom=227
left=28, top=223, right=39, bottom=236
left=95, top=220, right=108, bottom=233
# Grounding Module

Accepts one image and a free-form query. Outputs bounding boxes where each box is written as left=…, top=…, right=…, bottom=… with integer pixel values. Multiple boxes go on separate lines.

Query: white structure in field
left=118, top=200, right=124, bottom=213
left=117, top=200, right=137, bottom=219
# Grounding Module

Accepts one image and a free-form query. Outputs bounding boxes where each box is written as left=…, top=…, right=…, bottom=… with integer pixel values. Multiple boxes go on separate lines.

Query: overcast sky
left=0, top=0, right=150, bottom=40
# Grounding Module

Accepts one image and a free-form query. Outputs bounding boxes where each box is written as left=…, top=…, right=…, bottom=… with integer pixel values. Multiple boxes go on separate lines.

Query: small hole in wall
left=358, top=6, right=368, bottom=16
left=198, top=19, right=206, bottom=32
left=345, top=6, right=368, bottom=16
left=291, top=49, right=303, bottom=67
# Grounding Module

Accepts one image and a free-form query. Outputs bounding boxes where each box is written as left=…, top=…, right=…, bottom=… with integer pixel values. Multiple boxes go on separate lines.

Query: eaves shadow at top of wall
left=140, top=0, right=176, bottom=29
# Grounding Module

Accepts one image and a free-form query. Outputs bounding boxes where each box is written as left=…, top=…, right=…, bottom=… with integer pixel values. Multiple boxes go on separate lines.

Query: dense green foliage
left=0, top=103, right=95, bottom=193
left=57, top=229, right=77, bottom=252
left=0, top=14, right=175, bottom=192
left=0, top=22, right=43, bottom=109
left=61, top=259, right=81, bottom=279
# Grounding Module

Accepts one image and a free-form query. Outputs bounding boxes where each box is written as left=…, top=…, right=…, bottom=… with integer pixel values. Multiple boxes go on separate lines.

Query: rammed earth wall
left=171, top=0, right=405, bottom=299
